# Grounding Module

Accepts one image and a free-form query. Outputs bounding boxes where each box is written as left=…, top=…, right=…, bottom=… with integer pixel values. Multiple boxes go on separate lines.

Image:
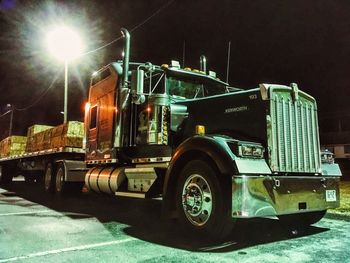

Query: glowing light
left=84, top=102, right=90, bottom=112
left=146, top=106, right=151, bottom=113
left=46, top=26, right=84, bottom=61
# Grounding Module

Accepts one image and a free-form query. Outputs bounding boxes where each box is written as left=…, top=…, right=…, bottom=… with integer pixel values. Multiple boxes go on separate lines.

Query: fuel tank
left=85, top=166, right=126, bottom=194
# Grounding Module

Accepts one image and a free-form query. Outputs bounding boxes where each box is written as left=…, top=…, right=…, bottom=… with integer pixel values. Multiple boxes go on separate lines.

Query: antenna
left=226, top=41, right=231, bottom=83
left=200, top=55, right=207, bottom=73
left=182, top=40, right=186, bottom=67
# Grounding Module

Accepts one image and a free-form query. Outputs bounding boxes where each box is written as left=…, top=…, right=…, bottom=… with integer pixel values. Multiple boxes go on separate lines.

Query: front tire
left=176, top=159, right=233, bottom=240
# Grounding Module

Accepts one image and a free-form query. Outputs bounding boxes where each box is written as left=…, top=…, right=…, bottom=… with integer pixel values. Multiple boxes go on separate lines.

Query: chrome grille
left=269, top=91, right=321, bottom=173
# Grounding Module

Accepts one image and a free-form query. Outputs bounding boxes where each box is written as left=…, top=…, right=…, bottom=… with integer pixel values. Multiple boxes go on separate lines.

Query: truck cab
left=83, top=28, right=342, bottom=239
left=85, top=59, right=236, bottom=163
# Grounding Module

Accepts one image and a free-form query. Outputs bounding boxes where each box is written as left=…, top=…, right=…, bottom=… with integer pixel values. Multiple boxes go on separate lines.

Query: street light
left=46, top=26, right=84, bottom=123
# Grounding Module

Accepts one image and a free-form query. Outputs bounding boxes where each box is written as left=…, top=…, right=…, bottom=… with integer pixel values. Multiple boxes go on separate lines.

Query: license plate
left=326, top=190, right=337, bottom=202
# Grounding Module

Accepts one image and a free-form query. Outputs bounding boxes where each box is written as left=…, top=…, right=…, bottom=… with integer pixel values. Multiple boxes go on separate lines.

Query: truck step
left=115, top=191, right=146, bottom=199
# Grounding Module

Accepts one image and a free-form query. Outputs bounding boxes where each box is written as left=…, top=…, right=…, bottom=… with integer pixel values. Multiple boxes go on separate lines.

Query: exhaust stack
left=200, top=55, right=207, bottom=74
left=121, top=28, right=130, bottom=88
left=114, top=28, right=131, bottom=148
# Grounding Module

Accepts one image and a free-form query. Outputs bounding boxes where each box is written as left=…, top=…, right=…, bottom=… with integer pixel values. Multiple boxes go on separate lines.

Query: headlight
left=321, top=150, right=334, bottom=164
left=227, top=141, right=265, bottom=158
left=239, top=144, right=264, bottom=158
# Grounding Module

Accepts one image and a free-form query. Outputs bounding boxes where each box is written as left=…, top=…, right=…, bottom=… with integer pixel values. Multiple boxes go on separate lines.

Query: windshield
left=166, top=77, right=228, bottom=99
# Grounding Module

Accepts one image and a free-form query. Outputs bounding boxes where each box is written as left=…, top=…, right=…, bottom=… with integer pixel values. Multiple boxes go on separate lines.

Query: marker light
left=84, top=102, right=90, bottom=112
left=195, top=125, right=205, bottom=136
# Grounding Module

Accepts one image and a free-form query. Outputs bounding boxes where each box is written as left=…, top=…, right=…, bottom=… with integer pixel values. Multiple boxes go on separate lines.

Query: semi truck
left=0, top=28, right=342, bottom=239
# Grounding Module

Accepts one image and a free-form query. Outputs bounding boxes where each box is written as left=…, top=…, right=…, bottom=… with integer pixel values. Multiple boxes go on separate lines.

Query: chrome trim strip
left=131, top=157, right=171, bottom=164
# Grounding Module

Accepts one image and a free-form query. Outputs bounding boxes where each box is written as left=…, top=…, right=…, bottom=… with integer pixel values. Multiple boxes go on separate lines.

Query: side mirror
left=131, top=69, right=146, bottom=104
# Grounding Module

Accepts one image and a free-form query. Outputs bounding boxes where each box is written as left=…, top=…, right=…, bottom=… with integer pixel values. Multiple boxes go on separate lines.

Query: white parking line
left=0, top=210, right=51, bottom=216
left=0, top=238, right=135, bottom=262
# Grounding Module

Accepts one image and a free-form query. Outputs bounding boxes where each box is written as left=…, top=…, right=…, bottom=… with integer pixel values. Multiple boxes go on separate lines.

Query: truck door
left=86, top=67, right=118, bottom=163
left=86, top=103, right=99, bottom=159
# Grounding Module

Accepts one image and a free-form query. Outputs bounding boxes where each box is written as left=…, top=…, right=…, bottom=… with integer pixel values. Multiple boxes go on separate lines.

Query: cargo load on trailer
left=0, top=121, right=84, bottom=156
left=0, top=136, right=27, bottom=158
left=25, top=121, right=84, bottom=153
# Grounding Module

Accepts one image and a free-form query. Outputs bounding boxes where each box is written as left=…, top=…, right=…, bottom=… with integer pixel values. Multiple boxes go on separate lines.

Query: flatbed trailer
left=0, top=146, right=87, bottom=193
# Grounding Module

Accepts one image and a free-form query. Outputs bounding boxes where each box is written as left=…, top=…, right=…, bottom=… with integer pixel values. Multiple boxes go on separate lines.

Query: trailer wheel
left=175, top=159, right=233, bottom=240
left=44, top=163, right=55, bottom=192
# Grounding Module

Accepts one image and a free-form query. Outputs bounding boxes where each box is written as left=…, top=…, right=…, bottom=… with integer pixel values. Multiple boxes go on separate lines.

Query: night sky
left=0, top=0, right=349, bottom=139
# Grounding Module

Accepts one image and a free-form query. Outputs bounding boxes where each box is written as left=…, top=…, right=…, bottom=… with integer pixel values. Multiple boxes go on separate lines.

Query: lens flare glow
left=46, top=26, right=84, bottom=61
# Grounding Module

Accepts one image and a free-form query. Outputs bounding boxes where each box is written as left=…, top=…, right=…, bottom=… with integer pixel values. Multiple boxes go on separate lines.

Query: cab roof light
left=170, top=60, right=181, bottom=69
left=208, top=71, right=216, bottom=78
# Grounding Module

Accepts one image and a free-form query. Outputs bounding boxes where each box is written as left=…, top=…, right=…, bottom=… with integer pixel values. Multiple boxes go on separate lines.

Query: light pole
left=46, top=26, right=84, bottom=123
left=6, top=104, right=13, bottom=137
left=64, top=60, right=68, bottom=123
left=9, top=106, right=13, bottom=136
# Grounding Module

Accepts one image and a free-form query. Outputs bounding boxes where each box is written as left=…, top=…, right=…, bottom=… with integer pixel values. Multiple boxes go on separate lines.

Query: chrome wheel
left=176, top=159, right=234, bottom=239
left=182, top=173, right=213, bottom=226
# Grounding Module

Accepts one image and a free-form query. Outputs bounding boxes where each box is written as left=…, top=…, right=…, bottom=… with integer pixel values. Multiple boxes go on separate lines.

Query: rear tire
left=44, top=163, right=55, bottom=193
left=55, top=162, right=84, bottom=194
left=55, top=162, right=66, bottom=194
left=175, top=159, right=233, bottom=240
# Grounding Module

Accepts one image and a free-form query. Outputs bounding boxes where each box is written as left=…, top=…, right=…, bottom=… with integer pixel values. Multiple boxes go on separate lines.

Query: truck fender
left=162, top=135, right=237, bottom=217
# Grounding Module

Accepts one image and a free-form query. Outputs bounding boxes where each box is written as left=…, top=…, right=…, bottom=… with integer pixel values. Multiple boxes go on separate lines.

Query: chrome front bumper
left=231, top=175, right=340, bottom=218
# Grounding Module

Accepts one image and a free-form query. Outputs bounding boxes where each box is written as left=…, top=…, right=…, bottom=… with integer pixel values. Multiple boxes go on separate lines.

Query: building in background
left=320, top=111, right=350, bottom=178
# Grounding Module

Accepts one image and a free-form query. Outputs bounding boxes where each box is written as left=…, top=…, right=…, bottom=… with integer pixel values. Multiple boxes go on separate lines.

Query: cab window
left=166, top=77, right=227, bottom=99
left=91, top=68, right=111, bottom=86
left=89, top=106, right=98, bottom=129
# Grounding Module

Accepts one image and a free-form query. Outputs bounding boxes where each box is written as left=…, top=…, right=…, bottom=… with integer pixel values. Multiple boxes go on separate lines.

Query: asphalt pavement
left=0, top=180, right=349, bottom=263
